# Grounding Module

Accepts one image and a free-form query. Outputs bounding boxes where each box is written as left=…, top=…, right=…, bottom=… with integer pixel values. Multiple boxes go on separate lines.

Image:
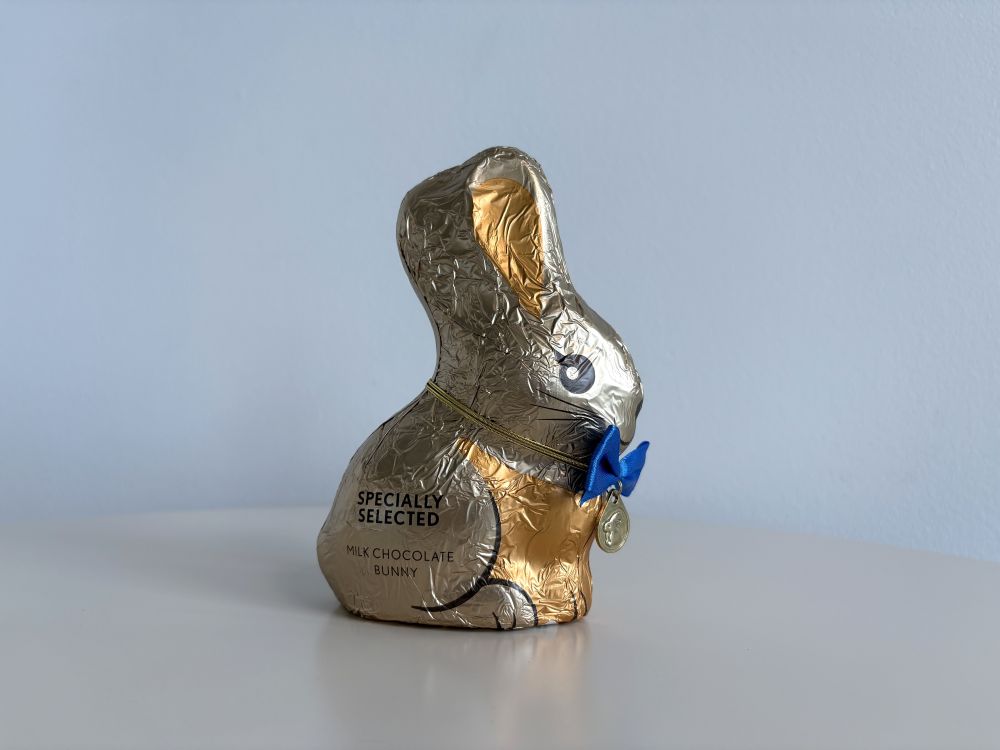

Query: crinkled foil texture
left=318, top=147, right=643, bottom=629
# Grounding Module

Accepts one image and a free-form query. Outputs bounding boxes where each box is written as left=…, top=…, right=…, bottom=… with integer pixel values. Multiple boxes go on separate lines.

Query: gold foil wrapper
left=317, top=147, right=644, bottom=629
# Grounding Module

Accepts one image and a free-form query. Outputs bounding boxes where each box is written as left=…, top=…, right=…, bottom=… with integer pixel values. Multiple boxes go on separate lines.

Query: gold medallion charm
left=596, top=486, right=630, bottom=553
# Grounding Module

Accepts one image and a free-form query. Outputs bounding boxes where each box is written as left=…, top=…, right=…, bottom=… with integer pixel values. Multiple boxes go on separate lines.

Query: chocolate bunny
left=317, top=147, right=645, bottom=629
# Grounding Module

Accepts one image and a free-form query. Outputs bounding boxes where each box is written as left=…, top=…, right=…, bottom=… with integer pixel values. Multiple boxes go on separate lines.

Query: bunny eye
left=558, top=354, right=595, bottom=394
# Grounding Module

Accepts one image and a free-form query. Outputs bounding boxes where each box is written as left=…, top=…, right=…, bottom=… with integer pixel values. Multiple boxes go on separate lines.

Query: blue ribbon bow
left=581, top=425, right=650, bottom=504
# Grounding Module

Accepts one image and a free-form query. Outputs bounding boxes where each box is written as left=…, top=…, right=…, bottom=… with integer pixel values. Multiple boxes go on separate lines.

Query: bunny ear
left=470, top=177, right=546, bottom=319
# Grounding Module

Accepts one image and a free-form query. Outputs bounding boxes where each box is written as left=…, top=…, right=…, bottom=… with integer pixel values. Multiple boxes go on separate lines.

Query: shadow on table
left=313, top=607, right=595, bottom=747
left=71, top=508, right=602, bottom=744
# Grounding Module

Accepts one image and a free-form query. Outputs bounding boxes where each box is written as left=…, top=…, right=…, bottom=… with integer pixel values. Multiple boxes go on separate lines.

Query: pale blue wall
left=2, top=2, right=998, bottom=561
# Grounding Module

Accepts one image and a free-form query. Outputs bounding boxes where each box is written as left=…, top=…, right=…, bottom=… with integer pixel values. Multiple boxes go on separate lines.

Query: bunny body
left=318, top=147, right=643, bottom=629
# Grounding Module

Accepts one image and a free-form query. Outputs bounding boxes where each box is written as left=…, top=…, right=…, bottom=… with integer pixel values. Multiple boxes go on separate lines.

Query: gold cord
left=425, top=380, right=590, bottom=471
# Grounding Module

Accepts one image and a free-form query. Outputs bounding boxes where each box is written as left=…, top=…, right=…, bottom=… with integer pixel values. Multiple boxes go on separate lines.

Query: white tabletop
left=1, top=507, right=998, bottom=750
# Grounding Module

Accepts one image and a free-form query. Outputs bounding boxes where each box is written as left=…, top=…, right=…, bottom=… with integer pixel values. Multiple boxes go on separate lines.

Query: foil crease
left=317, top=147, right=644, bottom=629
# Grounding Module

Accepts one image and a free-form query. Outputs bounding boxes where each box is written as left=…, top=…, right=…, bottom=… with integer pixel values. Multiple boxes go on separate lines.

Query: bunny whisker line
left=534, top=385, right=586, bottom=411
left=532, top=402, right=590, bottom=418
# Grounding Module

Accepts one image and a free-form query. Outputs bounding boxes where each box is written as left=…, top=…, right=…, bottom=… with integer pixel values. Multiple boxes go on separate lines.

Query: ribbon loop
left=581, top=426, right=650, bottom=504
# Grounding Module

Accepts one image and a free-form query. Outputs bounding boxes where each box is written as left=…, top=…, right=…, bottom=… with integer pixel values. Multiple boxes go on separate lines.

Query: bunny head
left=397, top=147, right=644, bottom=452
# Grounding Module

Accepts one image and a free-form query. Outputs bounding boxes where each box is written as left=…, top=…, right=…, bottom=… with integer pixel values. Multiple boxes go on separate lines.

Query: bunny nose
left=616, top=417, right=637, bottom=447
